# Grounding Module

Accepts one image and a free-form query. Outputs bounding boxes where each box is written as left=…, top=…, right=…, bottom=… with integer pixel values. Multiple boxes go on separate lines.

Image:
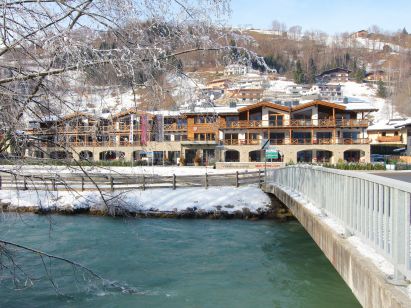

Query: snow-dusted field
left=0, top=185, right=271, bottom=214
left=0, top=165, right=250, bottom=176
left=341, top=81, right=390, bottom=122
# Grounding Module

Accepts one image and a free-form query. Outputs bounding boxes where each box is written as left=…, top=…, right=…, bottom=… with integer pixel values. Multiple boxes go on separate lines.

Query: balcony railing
left=336, top=138, right=371, bottom=145
left=222, top=119, right=368, bottom=129
left=377, top=135, right=402, bottom=143
left=221, top=138, right=371, bottom=146
left=337, top=119, right=369, bottom=127
left=164, top=123, right=187, bottom=131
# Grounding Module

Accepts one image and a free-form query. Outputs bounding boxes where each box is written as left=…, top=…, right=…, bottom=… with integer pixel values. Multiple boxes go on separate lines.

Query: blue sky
left=229, top=0, right=411, bottom=34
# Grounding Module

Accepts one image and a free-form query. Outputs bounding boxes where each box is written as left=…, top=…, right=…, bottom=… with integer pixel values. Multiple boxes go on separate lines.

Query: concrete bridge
left=263, top=165, right=411, bottom=308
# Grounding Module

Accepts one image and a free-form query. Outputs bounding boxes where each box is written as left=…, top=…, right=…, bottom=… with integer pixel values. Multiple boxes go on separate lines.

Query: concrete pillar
left=312, top=150, right=317, bottom=163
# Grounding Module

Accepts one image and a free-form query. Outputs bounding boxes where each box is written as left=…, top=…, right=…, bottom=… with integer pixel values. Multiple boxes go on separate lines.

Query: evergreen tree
left=354, top=66, right=366, bottom=83
left=377, top=80, right=387, bottom=98
left=402, top=27, right=408, bottom=35
left=293, top=60, right=305, bottom=84
left=307, top=57, right=317, bottom=84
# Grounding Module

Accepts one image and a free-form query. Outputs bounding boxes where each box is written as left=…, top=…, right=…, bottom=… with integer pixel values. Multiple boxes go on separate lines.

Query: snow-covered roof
left=394, top=118, right=411, bottom=128
left=344, top=102, right=379, bottom=112
left=182, top=106, right=239, bottom=115
left=368, top=118, right=411, bottom=131
left=151, top=110, right=181, bottom=117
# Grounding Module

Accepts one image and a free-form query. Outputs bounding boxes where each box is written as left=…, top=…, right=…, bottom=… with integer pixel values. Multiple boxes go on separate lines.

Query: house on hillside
left=316, top=68, right=351, bottom=83
left=301, top=84, right=343, bottom=102
left=206, top=79, right=231, bottom=89
left=365, top=70, right=387, bottom=82
left=351, top=30, right=369, bottom=39
left=224, top=64, right=250, bottom=76
left=225, top=88, right=264, bottom=103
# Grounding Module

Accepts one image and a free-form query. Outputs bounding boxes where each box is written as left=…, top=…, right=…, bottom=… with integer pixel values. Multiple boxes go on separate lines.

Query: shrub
left=194, top=153, right=201, bottom=165
left=322, top=162, right=385, bottom=170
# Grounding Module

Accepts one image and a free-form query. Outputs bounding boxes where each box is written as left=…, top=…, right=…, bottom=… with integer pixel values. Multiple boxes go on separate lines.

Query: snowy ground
left=0, top=185, right=271, bottom=214
left=341, top=81, right=390, bottom=122
left=0, top=165, right=250, bottom=176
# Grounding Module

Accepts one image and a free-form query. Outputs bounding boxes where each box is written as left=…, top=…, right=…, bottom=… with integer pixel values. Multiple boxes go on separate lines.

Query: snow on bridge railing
left=266, top=165, right=411, bottom=283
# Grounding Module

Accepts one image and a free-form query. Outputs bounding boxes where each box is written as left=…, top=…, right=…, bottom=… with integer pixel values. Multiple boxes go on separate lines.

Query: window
left=292, top=132, right=311, bottom=144
left=249, top=112, right=262, bottom=121
left=316, top=132, right=332, bottom=139
left=226, top=116, right=239, bottom=127
left=194, top=133, right=215, bottom=141
left=224, top=133, right=238, bottom=140
left=224, top=133, right=238, bottom=145
left=343, top=132, right=358, bottom=139
left=194, top=116, right=215, bottom=124
left=269, top=113, right=283, bottom=126
left=269, top=132, right=285, bottom=144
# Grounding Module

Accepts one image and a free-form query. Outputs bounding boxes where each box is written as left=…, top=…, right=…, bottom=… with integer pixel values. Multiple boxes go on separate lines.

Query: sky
left=229, top=0, right=411, bottom=34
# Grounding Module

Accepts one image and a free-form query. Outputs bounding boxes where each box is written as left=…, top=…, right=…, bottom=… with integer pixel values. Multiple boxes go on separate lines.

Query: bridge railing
left=266, top=165, right=411, bottom=282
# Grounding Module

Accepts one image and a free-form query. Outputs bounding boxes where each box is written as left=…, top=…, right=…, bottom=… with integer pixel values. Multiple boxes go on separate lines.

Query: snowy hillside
left=340, top=82, right=390, bottom=121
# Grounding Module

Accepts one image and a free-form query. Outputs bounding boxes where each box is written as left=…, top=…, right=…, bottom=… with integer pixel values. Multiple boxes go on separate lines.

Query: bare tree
left=288, top=25, right=302, bottom=40
left=0, top=0, right=236, bottom=294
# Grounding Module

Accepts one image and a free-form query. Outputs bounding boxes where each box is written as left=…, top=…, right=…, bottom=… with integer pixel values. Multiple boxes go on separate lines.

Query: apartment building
left=316, top=68, right=351, bottom=83
left=24, top=100, right=376, bottom=165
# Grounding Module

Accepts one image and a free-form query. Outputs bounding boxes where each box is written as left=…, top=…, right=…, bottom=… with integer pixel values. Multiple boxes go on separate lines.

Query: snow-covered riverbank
left=0, top=165, right=249, bottom=176
left=0, top=186, right=275, bottom=218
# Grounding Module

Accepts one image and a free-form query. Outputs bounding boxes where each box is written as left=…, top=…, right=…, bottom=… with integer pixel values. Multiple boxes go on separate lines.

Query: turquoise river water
left=0, top=214, right=360, bottom=307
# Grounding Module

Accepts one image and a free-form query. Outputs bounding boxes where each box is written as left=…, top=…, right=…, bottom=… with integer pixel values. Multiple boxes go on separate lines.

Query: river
left=0, top=214, right=360, bottom=307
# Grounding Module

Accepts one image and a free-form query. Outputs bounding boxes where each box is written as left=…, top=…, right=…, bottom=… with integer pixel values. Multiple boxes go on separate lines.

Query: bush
left=134, top=159, right=148, bottom=166
left=194, top=153, right=201, bottom=165
left=286, top=159, right=295, bottom=166
left=322, top=162, right=385, bottom=170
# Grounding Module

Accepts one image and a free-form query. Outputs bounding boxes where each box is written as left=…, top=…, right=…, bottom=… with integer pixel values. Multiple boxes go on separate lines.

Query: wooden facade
left=24, top=100, right=375, bottom=164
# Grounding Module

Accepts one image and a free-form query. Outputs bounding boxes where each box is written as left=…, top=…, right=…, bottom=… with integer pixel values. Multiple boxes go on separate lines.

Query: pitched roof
left=112, top=108, right=153, bottom=119
left=61, top=112, right=95, bottom=121
left=291, top=100, right=346, bottom=111
left=237, top=101, right=290, bottom=112
left=316, top=67, right=352, bottom=77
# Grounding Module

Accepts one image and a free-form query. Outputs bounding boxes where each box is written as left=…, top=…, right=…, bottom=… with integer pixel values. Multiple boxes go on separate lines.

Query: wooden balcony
left=377, top=135, right=402, bottom=143
left=222, top=138, right=371, bottom=146
left=337, top=119, right=369, bottom=127
left=221, top=119, right=368, bottom=129
left=164, top=123, right=187, bottom=131
left=335, top=138, right=371, bottom=145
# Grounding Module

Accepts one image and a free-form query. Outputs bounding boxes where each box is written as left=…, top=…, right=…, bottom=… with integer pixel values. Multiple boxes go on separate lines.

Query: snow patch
left=0, top=186, right=271, bottom=214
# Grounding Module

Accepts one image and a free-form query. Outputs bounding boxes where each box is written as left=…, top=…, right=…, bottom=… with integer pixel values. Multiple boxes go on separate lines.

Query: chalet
left=225, top=88, right=264, bottom=103
left=206, top=79, right=231, bottom=89
left=224, top=64, right=250, bottom=76
left=350, top=30, right=368, bottom=39
left=367, top=118, right=409, bottom=154
left=24, top=99, right=377, bottom=165
left=316, top=68, right=351, bottom=83
left=365, top=70, right=386, bottom=82
left=302, top=84, right=343, bottom=101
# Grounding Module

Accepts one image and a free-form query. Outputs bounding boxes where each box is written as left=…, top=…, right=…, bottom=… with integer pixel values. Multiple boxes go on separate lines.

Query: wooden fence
left=0, top=170, right=264, bottom=192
